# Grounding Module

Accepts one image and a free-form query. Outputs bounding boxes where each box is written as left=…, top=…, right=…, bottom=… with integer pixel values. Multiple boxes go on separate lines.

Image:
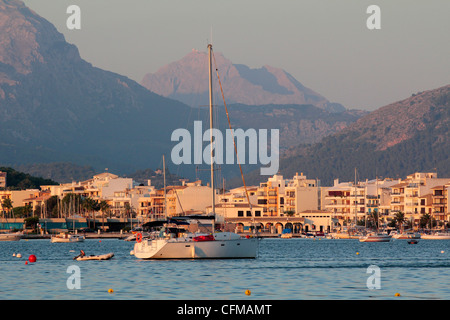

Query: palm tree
left=2, top=198, right=13, bottom=219
left=370, top=210, right=379, bottom=231
left=420, top=213, right=434, bottom=230
left=82, top=197, right=97, bottom=230
left=124, top=202, right=131, bottom=220
left=394, top=211, right=406, bottom=232
left=23, top=203, right=33, bottom=218
left=99, top=200, right=110, bottom=232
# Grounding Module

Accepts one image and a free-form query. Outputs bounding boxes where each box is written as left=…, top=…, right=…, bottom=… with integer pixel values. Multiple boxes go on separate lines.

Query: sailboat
left=421, top=232, right=450, bottom=240
left=359, top=232, right=392, bottom=242
left=359, top=178, right=391, bottom=243
left=133, top=44, right=258, bottom=259
left=51, top=198, right=85, bottom=243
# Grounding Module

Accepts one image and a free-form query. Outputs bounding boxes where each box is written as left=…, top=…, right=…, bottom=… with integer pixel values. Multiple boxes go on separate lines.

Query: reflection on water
left=0, top=238, right=449, bottom=299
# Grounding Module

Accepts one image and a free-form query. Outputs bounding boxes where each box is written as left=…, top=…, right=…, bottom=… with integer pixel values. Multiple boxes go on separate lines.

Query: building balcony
left=432, top=203, right=446, bottom=207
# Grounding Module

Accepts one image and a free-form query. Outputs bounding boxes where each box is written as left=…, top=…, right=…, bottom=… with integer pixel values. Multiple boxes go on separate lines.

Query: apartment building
left=256, top=173, right=320, bottom=217
left=390, top=172, right=450, bottom=224
left=0, top=171, right=6, bottom=189
left=325, top=172, right=450, bottom=228
left=431, top=184, right=449, bottom=222
left=137, top=180, right=212, bottom=219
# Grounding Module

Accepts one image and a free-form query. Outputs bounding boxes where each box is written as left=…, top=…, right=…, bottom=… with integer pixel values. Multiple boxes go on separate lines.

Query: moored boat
left=359, top=233, right=392, bottom=242
left=421, top=232, right=450, bottom=240
left=280, top=228, right=293, bottom=239
left=133, top=44, right=258, bottom=260
left=392, top=231, right=421, bottom=240
left=0, top=231, right=22, bottom=241
left=51, top=232, right=85, bottom=243
left=124, top=231, right=151, bottom=241
left=75, top=252, right=114, bottom=261
left=134, top=231, right=257, bottom=259
left=133, top=216, right=258, bottom=259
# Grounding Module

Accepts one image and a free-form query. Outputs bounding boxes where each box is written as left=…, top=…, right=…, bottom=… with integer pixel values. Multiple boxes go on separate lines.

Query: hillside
left=237, top=85, right=450, bottom=186
left=0, top=0, right=366, bottom=183
left=14, top=163, right=97, bottom=183
left=0, top=0, right=191, bottom=173
left=0, top=166, right=58, bottom=189
left=141, top=49, right=345, bottom=112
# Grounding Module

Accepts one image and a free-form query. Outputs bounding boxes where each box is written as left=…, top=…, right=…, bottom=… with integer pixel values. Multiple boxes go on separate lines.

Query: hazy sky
left=22, top=0, right=450, bottom=111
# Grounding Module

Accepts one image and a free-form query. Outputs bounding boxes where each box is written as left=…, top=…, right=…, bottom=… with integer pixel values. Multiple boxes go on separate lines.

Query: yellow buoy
left=245, top=290, right=251, bottom=296
left=108, top=288, right=114, bottom=293
left=356, top=252, right=359, bottom=255
left=395, top=292, right=401, bottom=297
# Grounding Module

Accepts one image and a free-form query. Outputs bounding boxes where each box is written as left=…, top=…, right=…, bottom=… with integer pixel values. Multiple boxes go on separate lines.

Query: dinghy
left=74, top=250, right=114, bottom=261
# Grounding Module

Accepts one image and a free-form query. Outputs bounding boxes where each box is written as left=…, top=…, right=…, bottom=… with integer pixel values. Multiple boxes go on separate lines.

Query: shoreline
left=18, top=232, right=333, bottom=240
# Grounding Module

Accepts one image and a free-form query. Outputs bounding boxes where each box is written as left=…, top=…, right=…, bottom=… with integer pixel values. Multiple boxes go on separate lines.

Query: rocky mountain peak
left=141, top=49, right=345, bottom=112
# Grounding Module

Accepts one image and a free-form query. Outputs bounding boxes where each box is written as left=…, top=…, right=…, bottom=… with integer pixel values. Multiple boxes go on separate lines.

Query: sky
left=22, top=0, right=450, bottom=111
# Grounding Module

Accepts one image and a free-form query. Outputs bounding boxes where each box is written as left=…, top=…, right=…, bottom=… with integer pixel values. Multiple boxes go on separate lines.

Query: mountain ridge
left=234, top=84, right=450, bottom=187
left=0, top=0, right=192, bottom=173
left=0, top=0, right=366, bottom=183
left=141, top=49, right=345, bottom=112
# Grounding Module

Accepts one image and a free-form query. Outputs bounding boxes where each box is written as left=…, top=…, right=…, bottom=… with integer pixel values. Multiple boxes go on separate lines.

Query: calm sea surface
left=0, top=238, right=449, bottom=300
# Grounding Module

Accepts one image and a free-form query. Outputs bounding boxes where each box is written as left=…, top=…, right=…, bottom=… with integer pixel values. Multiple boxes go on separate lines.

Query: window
left=238, top=210, right=244, bottom=217
left=255, top=210, right=261, bottom=217
left=246, top=211, right=252, bottom=217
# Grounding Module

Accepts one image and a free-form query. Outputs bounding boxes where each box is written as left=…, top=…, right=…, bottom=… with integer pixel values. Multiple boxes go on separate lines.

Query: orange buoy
left=136, top=233, right=143, bottom=243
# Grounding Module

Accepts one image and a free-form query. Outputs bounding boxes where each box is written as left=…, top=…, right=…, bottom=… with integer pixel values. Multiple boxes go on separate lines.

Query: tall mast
left=163, top=154, right=167, bottom=219
left=354, top=167, right=357, bottom=228
left=208, top=43, right=215, bottom=216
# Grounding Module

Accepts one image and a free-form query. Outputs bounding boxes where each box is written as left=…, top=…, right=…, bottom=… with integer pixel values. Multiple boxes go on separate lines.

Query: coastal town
left=1, top=169, right=448, bottom=238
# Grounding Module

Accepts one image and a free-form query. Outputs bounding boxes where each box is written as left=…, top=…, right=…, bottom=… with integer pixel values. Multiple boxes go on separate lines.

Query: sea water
left=0, top=238, right=449, bottom=300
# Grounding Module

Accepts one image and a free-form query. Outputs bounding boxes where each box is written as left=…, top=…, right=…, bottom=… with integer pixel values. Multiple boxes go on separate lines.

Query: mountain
left=225, top=104, right=366, bottom=149
left=14, top=162, right=98, bottom=183
left=237, top=84, right=450, bottom=186
left=141, top=49, right=345, bottom=112
left=0, top=166, right=58, bottom=189
left=0, top=0, right=191, bottom=173
left=0, top=0, right=364, bottom=184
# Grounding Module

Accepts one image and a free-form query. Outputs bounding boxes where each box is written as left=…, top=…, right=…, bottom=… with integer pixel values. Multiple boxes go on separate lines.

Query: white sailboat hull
left=392, top=233, right=421, bottom=240
left=359, top=234, right=392, bottom=242
left=421, top=233, right=450, bottom=240
left=134, top=237, right=258, bottom=259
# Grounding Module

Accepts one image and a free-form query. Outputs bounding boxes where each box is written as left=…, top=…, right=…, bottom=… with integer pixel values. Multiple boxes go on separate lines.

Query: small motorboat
left=0, top=232, right=22, bottom=241
left=51, top=232, right=84, bottom=243
left=359, top=233, right=392, bottom=242
left=74, top=250, right=114, bottom=261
